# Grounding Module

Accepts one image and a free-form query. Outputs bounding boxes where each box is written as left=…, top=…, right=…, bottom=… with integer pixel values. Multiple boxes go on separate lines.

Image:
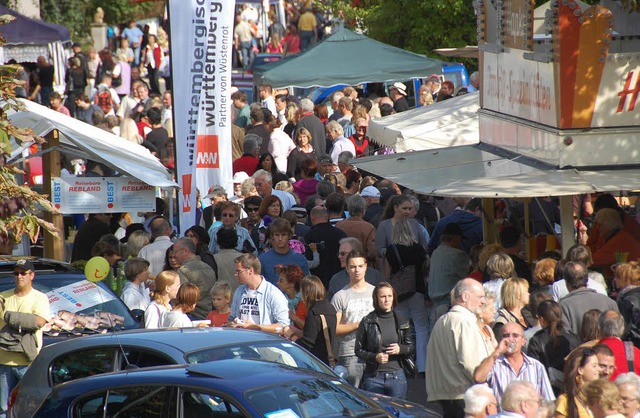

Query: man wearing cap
left=0, top=260, right=50, bottom=415
left=426, top=75, right=442, bottom=101
left=362, top=186, right=383, bottom=228
left=201, top=186, right=228, bottom=231
left=230, top=172, right=250, bottom=204
left=326, top=121, right=356, bottom=166
left=389, top=82, right=410, bottom=113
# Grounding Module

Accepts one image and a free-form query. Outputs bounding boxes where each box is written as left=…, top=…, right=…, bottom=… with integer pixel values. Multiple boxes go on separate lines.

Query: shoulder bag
left=388, top=244, right=416, bottom=302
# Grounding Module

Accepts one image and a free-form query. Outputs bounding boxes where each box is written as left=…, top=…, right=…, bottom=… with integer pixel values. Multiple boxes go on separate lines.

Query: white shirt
left=144, top=301, right=169, bottom=329
left=121, top=281, right=151, bottom=311
left=159, top=310, right=193, bottom=328
left=138, top=236, right=174, bottom=277
left=269, top=130, right=296, bottom=173
left=330, top=136, right=356, bottom=164
left=552, top=274, right=607, bottom=301
left=261, top=96, right=277, bottom=116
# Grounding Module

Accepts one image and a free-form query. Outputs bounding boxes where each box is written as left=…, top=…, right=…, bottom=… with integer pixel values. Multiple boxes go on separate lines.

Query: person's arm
left=354, top=320, right=378, bottom=364
left=473, top=339, right=508, bottom=383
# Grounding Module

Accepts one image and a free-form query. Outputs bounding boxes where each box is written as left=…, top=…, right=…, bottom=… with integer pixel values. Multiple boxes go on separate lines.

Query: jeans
left=395, top=293, right=432, bottom=373
left=0, top=364, right=28, bottom=417
left=362, top=369, right=407, bottom=399
left=239, top=41, right=254, bottom=68
left=339, top=355, right=366, bottom=388
left=300, top=31, right=315, bottom=50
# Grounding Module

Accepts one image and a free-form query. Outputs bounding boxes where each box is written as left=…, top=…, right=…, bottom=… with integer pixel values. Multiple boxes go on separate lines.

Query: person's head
left=300, top=158, right=318, bottom=179
left=599, top=309, right=625, bottom=338
left=383, top=195, right=413, bottom=220
left=581, top=309, right=603, bottom=342
left=276, top=264, right=304, bottom=295
left=441, top=222, right=464, bottom=248
left=258, top=153, right=276, bottom=173
left=300, top=275, right=326, bottom=310
left=314, top=103, right=328, bottom=120
left=337, top=151, right=353, bottom=173
left=346, top=194, right=366, bottom=217
left=285, top=102, right=300, bottom=124
left=500, top=381, right=540, bottom=418
left=258, top=195, right=282, bottom=219
left=124, top=230, right=150, bottom=258
left=275, top=94, right=287, bottom=112
left=163, top=246, right=180, bottom=271
left=452, top=278, right=486, bottom=314
left=533, top=258, right=557, bottom=287
left=499, top=225, right=521, bottom=250
left=566, top=244, right=595, bottom=268
left=49, top=91, right=64, bottom=109
left=564, top=261, right=588, bottom=291
left=234, top=254, right=261, bottom=285
left=217, top=227, right=238, bottom=250
left=338, top=237, right=363, bottom=269
left=300, top=98, right=314, bottom=113
left=499, top=322, right=525, bottom=354
left=136, top=82, right=150, bottom=100
left=478, top=292, right=497, bottom=325
left=174, top=283, right=200, bottom=314
left=346, top=250, right=367, bottom=283
left=583, top=378, right=623, bottom=417
left=338, top=96, right=353, bottom=114
left=172, top=237, right=196, bottom=265
left=593, top=343, right=616, bottom=379
left=12, top=260, right=36, bottom=292
left=258, top=84, right=273, bottom=100
left=615, top=262, right=640, bottom=290
left=485, top=253, right=515, bottom=280
left=242, top=136, right=259, bottom=157
left=149, top=216, right=172, bottom=239
left=91, top=241, right=120, bottom=266
left=219, top=201, right=240, bottom=228
left=267, top=218, right=293, bottom=252
left=253, top=169, right=274, bottom=197
left=500, top=277, right=530, bottom=310
left=244, top=195, right=263, bottom=222
left=615, top=373, right=640, bottom=418
left=231, top=90, right=248, bottom=109
left=310, top=206, right=329, bottom=226
left=316, top=180, right=336, bottom=199
left=124, top=257, right=150, bottom=283
left=331, top=91, right=344, bottom=110
left=210, top=282, right=232, bottom=312
left=153, top=271, right=180, bottom=306
left=324, top=193, right=344, bottom=217
left=464, top=383, right=498, bottom=418
left=295, top=127, right=312, bottom=148
left=354, top=117, right=368, bottom=138
left=325, top=120, right=344, bottom=141
left=391, top=219, right=418, bottom=247
left=565, top=347, right=601, bottom=397
left=536, top=299, right=564, bottom=333
left=373, top=282, right=396, bottom=313
left=594, top=207, right=624, bottom=236
left=240, top=177, right=257, bottom=198
left=185, top=225, right=210, bottom=248
left=440, top=80, right=455, bottom=98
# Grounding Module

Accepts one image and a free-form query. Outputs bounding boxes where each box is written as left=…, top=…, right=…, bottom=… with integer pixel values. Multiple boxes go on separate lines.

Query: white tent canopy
left=9, top=99, right=177, bottom=188
left=367, top=92, right=479, bottom=152
left=353, top=145, right=640, bottom=197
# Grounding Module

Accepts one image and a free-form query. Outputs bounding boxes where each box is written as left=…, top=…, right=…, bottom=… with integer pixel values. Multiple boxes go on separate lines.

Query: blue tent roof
left=0, top=6, right=70, bottom=45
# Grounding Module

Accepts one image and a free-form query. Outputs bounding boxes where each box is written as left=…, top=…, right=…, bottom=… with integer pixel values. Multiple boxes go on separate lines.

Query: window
left=117, top=348, right=173, bottom=370
left=50, top=348, right=115, bottom=386
left=74, top=386, right=176, bottom=418
left=181, top=391, right=246, bottom=418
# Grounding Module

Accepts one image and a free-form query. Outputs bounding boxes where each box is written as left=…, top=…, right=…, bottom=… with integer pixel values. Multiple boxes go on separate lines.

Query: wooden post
left=482, top=198, right=497, bottom=244
left=42, top=130, right=64, bottom=260
left=559, top=195, right=575, bottom=258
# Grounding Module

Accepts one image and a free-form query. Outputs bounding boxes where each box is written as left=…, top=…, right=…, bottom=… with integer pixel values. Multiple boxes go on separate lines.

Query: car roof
left=0, top=256, right=80, bottom=276
left=49, top=359, right=337, bottom=397
left=40, top=327, right=285, bottom=357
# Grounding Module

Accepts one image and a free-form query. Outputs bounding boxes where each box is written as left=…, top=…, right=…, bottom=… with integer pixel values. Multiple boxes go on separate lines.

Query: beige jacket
left=426, top=305, right=491, bottom=401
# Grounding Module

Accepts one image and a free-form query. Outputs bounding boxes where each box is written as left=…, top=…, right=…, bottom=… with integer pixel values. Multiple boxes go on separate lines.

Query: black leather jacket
left=618, top=286, right=640, bottom=347
left=354, top=310, right=415, bottom=375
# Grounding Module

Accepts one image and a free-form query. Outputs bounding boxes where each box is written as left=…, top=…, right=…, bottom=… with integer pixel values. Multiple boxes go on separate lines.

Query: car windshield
left=246, top=378, right=388, bottom=418
left=186, top=340, right=336, bottom=377
left=0, top=274, right=136, bottom=334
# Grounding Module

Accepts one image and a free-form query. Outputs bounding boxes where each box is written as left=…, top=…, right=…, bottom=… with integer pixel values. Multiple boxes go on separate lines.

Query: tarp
left=353, top=145, right=640, bottom=197
left=368, top=92, right=480, bottom=152
left=253, top=29, right=445, bottom=89
left=0, top=6, right=70, bottom=45
left=8, top=99, right=178, bottom=188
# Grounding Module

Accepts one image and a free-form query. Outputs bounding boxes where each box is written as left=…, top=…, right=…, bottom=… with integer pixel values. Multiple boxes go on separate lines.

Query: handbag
left=400, top=356, right=417, bottom=378
left=319, top=314, right=335, bottom=368
left=388, top=244, right=416, bottom=302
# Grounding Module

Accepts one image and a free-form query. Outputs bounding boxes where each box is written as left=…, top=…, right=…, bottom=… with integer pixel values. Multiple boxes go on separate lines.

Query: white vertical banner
left=169, top=0, right=235, bottom=232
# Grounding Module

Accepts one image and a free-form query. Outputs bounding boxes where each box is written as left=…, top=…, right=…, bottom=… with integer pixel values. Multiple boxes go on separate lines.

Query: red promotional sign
left=181, top=174, right=192, bottom=212
left=196, top=135, right=219, bottom=169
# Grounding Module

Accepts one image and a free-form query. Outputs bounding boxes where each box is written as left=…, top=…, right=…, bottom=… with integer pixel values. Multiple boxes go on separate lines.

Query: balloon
left=84, top=257, right=110, bottom=282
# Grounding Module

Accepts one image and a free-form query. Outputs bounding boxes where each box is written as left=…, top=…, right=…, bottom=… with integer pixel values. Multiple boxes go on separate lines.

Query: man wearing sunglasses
left=473, top=322, right=554, bottom=406
left=0, top=260, right=50, bottom=416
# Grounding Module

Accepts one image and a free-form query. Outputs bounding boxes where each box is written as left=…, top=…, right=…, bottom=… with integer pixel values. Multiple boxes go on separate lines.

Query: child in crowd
left=207, top=282, right=232, bottom=327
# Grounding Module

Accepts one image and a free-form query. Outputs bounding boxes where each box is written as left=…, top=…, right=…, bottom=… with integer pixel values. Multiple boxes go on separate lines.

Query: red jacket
left=232, top=155, right=258, bottom=176
left=599, top=337, right=640, bottom=380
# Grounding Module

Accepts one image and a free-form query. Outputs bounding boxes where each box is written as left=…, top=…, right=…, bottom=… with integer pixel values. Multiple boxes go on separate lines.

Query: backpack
left=94, top=86, right=113, bottom=114
left=388, top=244, right=417, bottom=302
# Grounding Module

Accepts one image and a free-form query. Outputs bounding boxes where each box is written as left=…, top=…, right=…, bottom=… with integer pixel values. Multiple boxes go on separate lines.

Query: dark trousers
left=439, top=399, right=465, bottom=418
left=362, top=369, right=407, bottom=399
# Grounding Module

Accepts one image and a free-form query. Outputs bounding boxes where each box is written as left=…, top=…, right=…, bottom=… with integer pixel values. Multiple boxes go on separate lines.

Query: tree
left=0, top=13, right=59, bottom=248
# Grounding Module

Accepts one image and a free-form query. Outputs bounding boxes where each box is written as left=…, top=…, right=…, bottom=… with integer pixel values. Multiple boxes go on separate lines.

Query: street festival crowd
left=4, top=2, right=640, bottom=418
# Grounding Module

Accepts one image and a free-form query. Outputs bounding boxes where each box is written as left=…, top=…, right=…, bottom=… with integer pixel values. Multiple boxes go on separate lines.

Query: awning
left=353, top=145, right=640, bottom=197
left=9, top=100, right=178, bottom=188
left=368, top=92, right=479, bottom=152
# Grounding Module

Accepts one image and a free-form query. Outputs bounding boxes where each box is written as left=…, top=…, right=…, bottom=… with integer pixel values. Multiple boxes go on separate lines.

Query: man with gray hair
left=494, top=381, right=541, bottom=418
left=426, top=278, right=492, bottom=418
left=138, top=217, right=174, bottom=277
left=172, top=237, right=217, bottom=320
left=467, top=71, right=480, bottom=93
left=337, top=151, right=354, bottom=173
left=327, top=121, right=355, bottom=165
left=296, top=98, right=326, bottom=156
left=329, top=91, right=345, bottom=121
left=463, top=384, right=498, bottom=418
left=615, top=372, right=640, bottom=418
left=253, top=169, right=296, bottom=211
left=598, top=309, right=640, bottom=379
left=232, top=135, right=260, bottom=176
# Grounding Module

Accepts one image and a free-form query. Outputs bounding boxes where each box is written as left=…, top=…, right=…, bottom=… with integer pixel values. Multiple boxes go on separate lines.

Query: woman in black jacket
left=354, top=282, right=415, bottom=399
left=283, top=275, right=336, bottom=367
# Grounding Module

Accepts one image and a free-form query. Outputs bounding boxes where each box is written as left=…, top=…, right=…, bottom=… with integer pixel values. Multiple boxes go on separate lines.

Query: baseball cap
left=390, top=82, right=407, bottom=96
left=319, top=156, right=334, bottom=164
left=360, top=186, right=381, bottom=198
left=13, top=259, right=35, bottom=272
left=290, top=205, right=308, bottom=219
left=232, top=172, right=250, bottom=184
left=205, top=185, right=227, bottom=199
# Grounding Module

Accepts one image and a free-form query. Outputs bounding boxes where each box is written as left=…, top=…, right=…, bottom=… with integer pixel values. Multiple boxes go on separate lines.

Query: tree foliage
left=0, top=14, right=58, bottom=246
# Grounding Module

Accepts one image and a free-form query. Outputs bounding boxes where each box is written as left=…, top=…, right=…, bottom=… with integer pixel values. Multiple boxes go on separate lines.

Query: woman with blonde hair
left=493, top=277, right=533, bottom=337
left=583, top=378, right=625, bottom=418
left=123, top=230, right=150, bottom=258
left=286, top=127, right=317, bottom=180
left=159, top=283, right=200, bottom=327
left=483, top=252, right=515, bottom=313
left=282, top=102, right=300, bottom=138
left=144, top=270, right=180, bottom=328
left=477, top=292, right=498, bottom=352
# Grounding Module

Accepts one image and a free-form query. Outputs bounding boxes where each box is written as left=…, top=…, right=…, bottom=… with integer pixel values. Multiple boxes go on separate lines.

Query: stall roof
left=9, top=100, right=178, bottom=188
left=368, top=92, right=479, bottom=152
left=253, top=29, right=445, bottom=89
left=0, top=5, right=70, bottom=45
left=353, top=144, right=640, bottom=197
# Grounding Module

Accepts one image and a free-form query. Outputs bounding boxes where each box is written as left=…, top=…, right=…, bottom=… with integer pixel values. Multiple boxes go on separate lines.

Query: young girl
left=207, top=282, right=232, bottom=327
left=144, top=271, right=180, bottom=329
left=159, top=283, right=200, bottom=328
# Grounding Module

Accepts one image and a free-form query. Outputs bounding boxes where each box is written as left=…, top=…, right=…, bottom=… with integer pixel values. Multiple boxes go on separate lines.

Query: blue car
left=33, top=359, right=398, bottom=418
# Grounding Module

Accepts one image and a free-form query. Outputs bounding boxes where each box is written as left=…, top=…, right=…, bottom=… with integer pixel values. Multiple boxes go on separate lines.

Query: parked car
left=9, top=327, right=437, bottom=418
left=0, top=257, right=139, bottom=346
left=33, top=359, right=398, bottom=418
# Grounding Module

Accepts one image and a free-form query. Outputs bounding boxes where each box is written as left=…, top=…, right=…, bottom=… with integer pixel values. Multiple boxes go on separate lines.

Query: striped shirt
left=487, top=352, right=555, bottom=404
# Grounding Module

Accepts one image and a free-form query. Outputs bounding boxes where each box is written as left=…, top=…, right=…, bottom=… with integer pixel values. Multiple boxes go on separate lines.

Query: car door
left=72, top=385, right=178, bottom=418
